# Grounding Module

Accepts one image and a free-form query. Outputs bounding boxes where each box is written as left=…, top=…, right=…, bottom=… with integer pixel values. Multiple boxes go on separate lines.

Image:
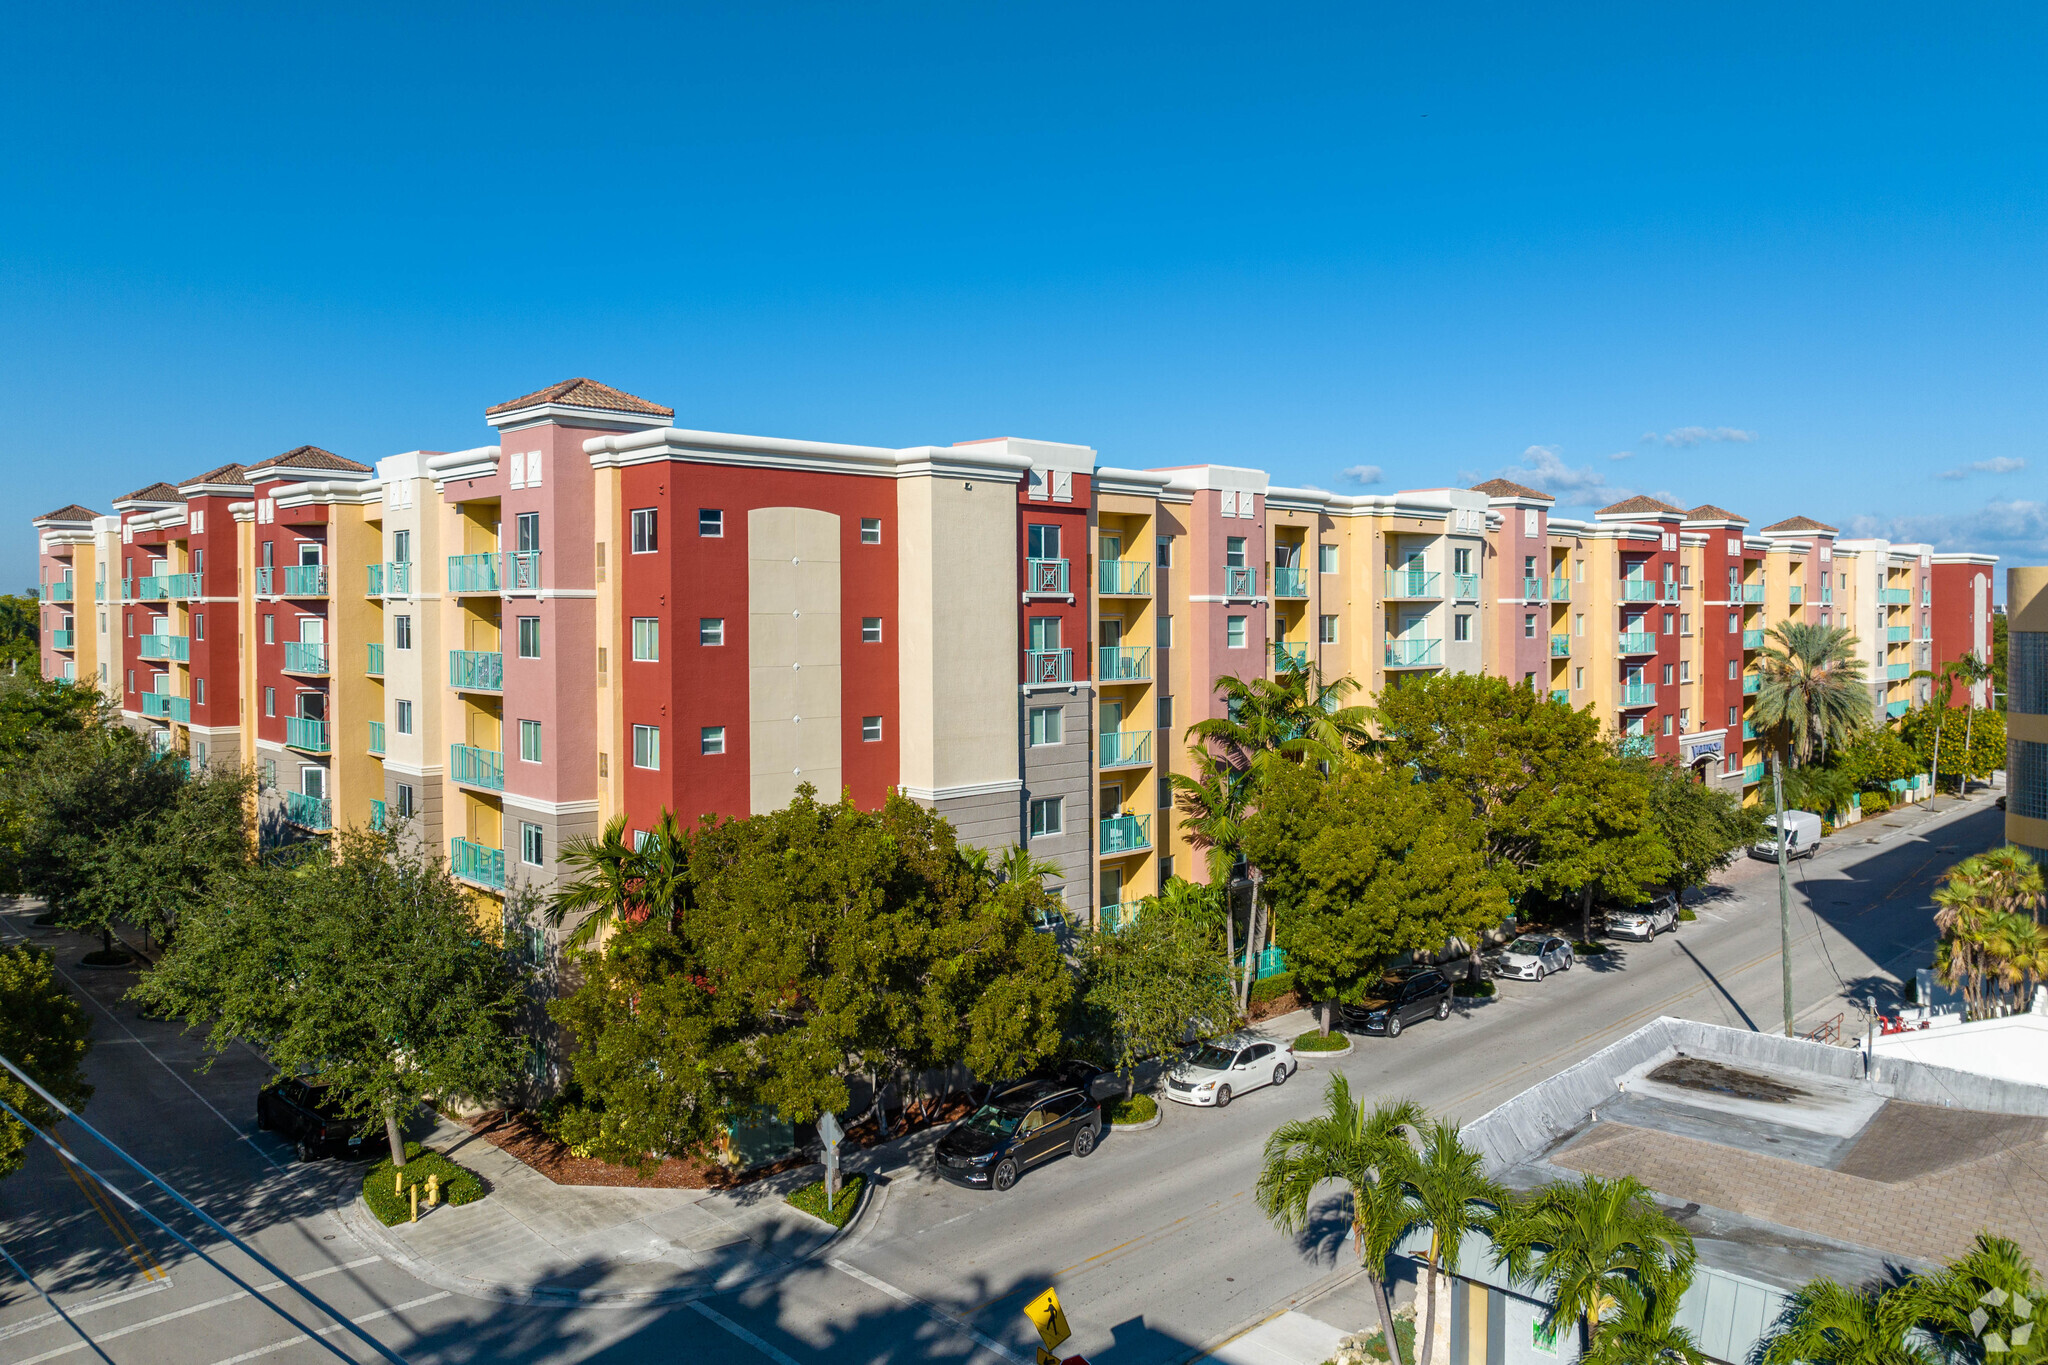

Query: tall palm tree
left=1402, top=1118, right=1507, bottom=1365
left=1257, top=1079, right=1425, bottom=1365
left=1579, top=1278, right=1707, bottom=1365
left=1955, top=653, right=1994, bottom=785
left=1492, top=1173, right=1697, bottom=1355
left=1754, top=621, right=1871, bottom=768
left=1759, top=1278, right=1938, bottom=1365
left=547, top=808, right=690, bottom=948
left=1933, top=848, right=2046, bottom=1019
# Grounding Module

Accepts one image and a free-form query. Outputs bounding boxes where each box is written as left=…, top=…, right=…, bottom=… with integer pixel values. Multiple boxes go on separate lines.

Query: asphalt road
left=0, top=792, right=2003, bottom=1365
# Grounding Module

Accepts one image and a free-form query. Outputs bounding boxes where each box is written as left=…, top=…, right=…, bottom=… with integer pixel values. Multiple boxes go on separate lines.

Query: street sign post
left=1024, top=1287, right=1071, bottom=1351
left=818, top=1111, right=844, bottom=1212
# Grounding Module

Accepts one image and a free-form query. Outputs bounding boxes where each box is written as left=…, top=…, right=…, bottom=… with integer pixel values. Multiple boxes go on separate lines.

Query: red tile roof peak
left=116, top=481, right=185, bottom=503
left=1471, top=477, right=1553, bottom=501
left=1760, top=515, right=1839, bottom=534
left=35, top=503, right=101, bottom=522
left=1596, top=494, right=1686, bottom=517
left=485, top=378, right=673, bottom=419
left=251, top=446, right=372, bottom=474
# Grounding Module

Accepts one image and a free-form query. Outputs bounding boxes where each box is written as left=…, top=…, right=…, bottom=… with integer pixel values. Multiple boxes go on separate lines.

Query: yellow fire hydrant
left=426, top=1174, right=441, bottom=1208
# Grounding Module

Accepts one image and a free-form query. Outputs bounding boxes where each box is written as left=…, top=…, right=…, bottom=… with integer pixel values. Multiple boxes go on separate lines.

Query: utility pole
left=1772, top=750, right=1795, bottom=1037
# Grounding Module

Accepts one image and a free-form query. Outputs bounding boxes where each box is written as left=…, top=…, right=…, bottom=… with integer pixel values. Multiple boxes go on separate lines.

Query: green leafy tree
left=1994, top=610, right=2010, bottom=701
left=1242, top=757, right=1507, bottom=1031
left=0, top=945, right=92, bottom=1180
left=1492, top=1173, right=1697, bottom=1356
left=131, top=827, right=533, bottom=1166
left=90, top=764, right=256, bottom=948
left=1638, top=757, right=1764, bottom=899
left=1759, top=1279, right=1937, bottom=1365
left=1753, top=621, right=1871, bottom=767
left=0, top=674, right=111, bottom=893
left=1833, top=727, right=1922, bottom=794
left=0, top=593, right=41, bottom=676
left=1405, top=1119, right=1508, bottom=1365
left=1075, top=893, right=1236, bottom=1090
left=1901, top=703, right=2005, bottom=790
left=547, top=808, right=691, bottom=949
left=1257, top=1081, right=1426, bottom=1365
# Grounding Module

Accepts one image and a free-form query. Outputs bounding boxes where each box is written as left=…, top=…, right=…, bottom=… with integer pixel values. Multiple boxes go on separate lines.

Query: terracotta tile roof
left=1470, top=477, right=1553, bottom=501
left=251, top=446, right=372, bottom=474
left=35, top=504, right=101, bottom=522
left=485, top=377, right=673, bottom=419
left=1760, top=514, right=1838, bottom=534
left=1596, top=494, right=1685, bottom=517
left=116, top=482, right=185, bottom=503
left=1685, top=503, right=1746, bottom=522
left=181, top=462, right=252, bottom=487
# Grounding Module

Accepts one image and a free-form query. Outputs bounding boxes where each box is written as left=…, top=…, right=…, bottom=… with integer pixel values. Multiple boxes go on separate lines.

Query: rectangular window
left=260, top=758, right=276, bottom=789
left=1157, top=776, right=1172, bottom=808
left=1319, top=614, right=1338, bottom=643
left=1158, top=695, right=1173, bottom=728
left=1226, top=616, right=1246, bottom=648
left=263, top=686, right=275, bottom=716
left=194, top=613, right=205, bottom=641
left=633, top=618, right=659, bottom=660
left=1157, top=536, right=1173, bottom=567
left=262, top=614, right=275, bottom=644
left=1225, top=536, right=1246, bottom=568
left=1663, top=612, right=1675, bottom=635
left=631, top=508, right=658, bottom=553
left=393, top=529, right=411, bottom=563
left=1679, top=707, right=1690, bottom=730
left=1027, top=524, right=1060, bottom=559
left=698, top=508, right=723, bottom=537
left=517, top=616, right=541, bottom=659
left=396, top=783, right=415, bottom=818
left=1523, top=614, right=1538, bottom=639
left=515, top=511, right=540, bottom=553
left=862, top=617, right=883, bottom=644
left=126, top=614, right=133, bottom=637
left=698, top=725, right=723, bottom=756
left=395, top=615, right=412, bottom=650
left=862, top=715, right=883, bottom=743
left=396, top=699, right=413, bottom=734
left=521, top=822, right=544, bottom=867
left=1729, top=705, right=1739, bottom=725
left=1454, top=547, right=1472, bottom=575
left=1728, top=660, right=1739, bottom=680
left=1028, top=796, right=1063, bottom=838
left=634, top=724, right=661, bottom=768
left=1319, top=543, right=1338, bottom=574
left=1029, top=616, right=1060, bottom=651
left=1574, top=666, right=1585, bottom=690
left=699, top=618, right=724, bottom=647
left=520, top=719, right=542, bottom=763
left=1680, top=660, right=1691, bottom=683
left=1727, top=612, right=1738, bottom=633
left=260, top=541, right=273, bottom=568
left=1680, top=613, right=1691, bottom=636
left=1454, top=614, right=1471, bottom=643
left=1158, top=614, right=1173, bottom=647
left=1574, top=613, right=1585, bottom=637
left=1574, top=559, right=1585, bottom=582
left=195, top=678, right=206, bottom=705
left=1662, top=664, right=1674, bottom=684
left=1663, top=714, right=1675, bottom=736
left=860, top=517, right=882, bottom=545
left=1028, top=706, right=1062, bottom=745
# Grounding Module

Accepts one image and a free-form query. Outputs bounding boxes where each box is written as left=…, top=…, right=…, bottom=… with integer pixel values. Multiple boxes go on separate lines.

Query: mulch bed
left=1246, top=988, right=1305, bottom=1022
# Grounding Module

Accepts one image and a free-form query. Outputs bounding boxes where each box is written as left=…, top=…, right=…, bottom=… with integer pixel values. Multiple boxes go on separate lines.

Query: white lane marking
left=828, top=1258, right=1029, bottom=1365
left=0, top=1279, right=174, bottom=1342
left=690, top=1300, right=804, bottom=1365
left=199, top=1292, right=449, bottom=1365
left=11, top=1258, right=381, bottom=1365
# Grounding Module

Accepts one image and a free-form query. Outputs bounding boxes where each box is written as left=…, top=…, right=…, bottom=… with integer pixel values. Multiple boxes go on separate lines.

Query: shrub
left=1677, top=907, right=1697, bottom=922
left=1105, top=1093, right=1158, bottom=1125
left=786, top=1174, right=865, bottom=1228
left=1293, top=1029, right=1349, bottom=1051
left=361, top=1143, right=484, bottom=1226
left=1452, top=979, right=1496, bottom=998
left=1861, top=790, right=1892, bottom=815
left=1248, top=971, right=1295, bottom=1006
left=1572, top=941, right=1608, bottom=956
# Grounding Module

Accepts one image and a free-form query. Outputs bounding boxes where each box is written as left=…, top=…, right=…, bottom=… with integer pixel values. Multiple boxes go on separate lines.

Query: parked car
left=1750, top=809, right=1823, bottom=861
left=970, top=1059, right=1123, bottom=1109
left=1164, top=1035, right=1299, bottom=1107
left=932, top=1079, right=1103, bottom=1192
left=1492, top=934, right=1575, bottom=982
left=255, top=1079, right=370, bottom=1161
left=1334, top=968, right=1454, bottom=1038
left=1607, top=894, right=1679, bottom=942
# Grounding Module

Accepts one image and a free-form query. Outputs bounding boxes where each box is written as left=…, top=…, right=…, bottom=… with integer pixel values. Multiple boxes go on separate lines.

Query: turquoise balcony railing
left=1384, top=638, right=1442, bottom=668
left=1744, top=674, right=1762, bottom=695
left=447, top=553, right=502, bottom=593
left=366, top=563, right=383, bottom=596
left=1452, top=572, right=1480, bottom=599
left=281, top=790, right=332, bottom=830
left=1743, top=721, right=1757, bottom=739
left=1523, top=576, right=1544, bottom=599
left=1621, top=580, right=1658, bottom=602
left=1099, top=645, right=1151, bottom=681
left=1273, top=566, right=1308, bottom=598
left=142, top=692, right=191, bottom=723
left=1743, top=629, right=1765, bottom=649
left=1273, top=641, right=1309, bottom=672
left=1622, top=682, right=1657, bottom=706
left=505, top=551, right=542, bottom=592
left=285, top=716, right=329, bottom=752
left=1099, top=560, right=1151, bottom=595
left=451, top=837, right=506, bottom=890
left=368, top=561, right=413, bottom=596
left=1225, top=566, right=1259, bottom=597
left=139, top=633, right=189, bottom=661
left=1744, top=762, right=1766, bottom=784
left=51, top=629, right=75, bottom=650
left=1550, top=578, right=1571, bottom=601
left=167, top=573, right=200, bottom=598
left=254, top=567, right=271, bottom=595
left=1922, top=588, right=1931, bottom=607
left=1099, top=902, right=1135, bottom=932
left=368, top=720, right=385, bottom=755
left=1026, top=648, right=1072, bottom=684
left=1385, top=569, right=1441, bottom=599
left=370, top=799, right=386, bottom=831
left=1886, top=699, right=1910, bottom=718
left=1099, top=812, right=1152, bottom=855
left=1821, top=586, right=1833, bottom=603
left=1887, top=663, right=1911, bottom=680
left=283, top=642, right=328, bottom=675
left=1888, top=626, right=1910, bottom=642
left=1026, top=558, right=1069, bottom=595
left=366, top=641, right=384, bottom=675
left=1789, top=586, right=1804, bottom=605
left=43, top=580, right=73, bottom=602
left=1620, top=735, right=1656, bottom=757
left=279, top=564, right=328, bottom=596
left=1550, top=634, right=1570, bottom=657
left=1742, top=584, right=1765, bottom=603
left=134, top=575, right=172, bottom=601
left=1617, top=631, right=1658, bottom=654
left=449, top=649, right=505, bottom=691
left=1100, top=730, right=1152, bottom=767
left=451, top=743, right=505, bottom=790
left=1549, top=688, right=1569, bottom=705
left=1882, top=587, right=1912, bottom=605
left=93, top=581, right=104, bottom=602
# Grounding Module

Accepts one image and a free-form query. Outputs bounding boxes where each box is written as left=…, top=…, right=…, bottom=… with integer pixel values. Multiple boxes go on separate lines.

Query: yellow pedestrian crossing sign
left=1024, top=1287, right=1071, bottom=1350
left=1035, top=1350, right=1060, bottom=1365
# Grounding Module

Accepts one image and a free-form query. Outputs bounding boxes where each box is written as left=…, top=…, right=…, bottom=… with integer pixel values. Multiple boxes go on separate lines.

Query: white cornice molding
left=273, top=478, right=382, bottom=508
left=179, top=481, right=254, bottom=498
left=502, top=793, right=602, bottom=818
left=1931, top=552, right=1999, bottom=565
left=897, top=778, right=1023, bottom=803
left=1093, top=467, right=1173, bottom=496
left=424, top=444, right=502, bottom=484
left=487, top=403, right=672, bottom=434
left=584, top=428, right=1032, bottom=483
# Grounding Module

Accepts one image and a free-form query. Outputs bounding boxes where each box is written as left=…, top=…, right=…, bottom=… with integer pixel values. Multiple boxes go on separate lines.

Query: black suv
left=1336, top=968, right=1453, bottom=1038
left=256, top=1079, right=370, bottom=1161
left=933, top=1079, right=1103, bottom=1192
left=969, top=1059, right=1123, bottom=1109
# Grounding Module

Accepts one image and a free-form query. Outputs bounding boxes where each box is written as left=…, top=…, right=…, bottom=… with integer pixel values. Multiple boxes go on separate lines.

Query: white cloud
left=1501, top=445, right=1615, bottom=504
left=1938, top=456, right=2026, bottom=480
left=1642, top=426, right=1757, bottom=447
left=1608, top=450, right=1635, bottom=462
left=1843, top=498, right=2048, bottom=564
left=1342, top=464, right=1383, bottom=486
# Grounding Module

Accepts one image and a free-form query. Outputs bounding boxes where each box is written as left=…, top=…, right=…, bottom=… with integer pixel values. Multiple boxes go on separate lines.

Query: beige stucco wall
left=748, top=506, right=844, bottom=814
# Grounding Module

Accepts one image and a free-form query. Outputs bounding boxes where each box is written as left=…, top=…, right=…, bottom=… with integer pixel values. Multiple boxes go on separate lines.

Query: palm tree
left=1955, top=653, right=1994, bottom=786
left=1492, top=1173, right=1697, bottom=1355
left=1257, top=1079, right=1425, bottom=1365
left=1907, top=1233, right=2045, bottom=1362
left=1933, top=848, right=2046, bottom=1019
left=1402, top=1118, right=1507, bottom=1365
left=1579, top=1279, right=1707, bottom=1365
left=1759, top=1278, right=1938, bottom=1365
left=994, top=843, right=1060, bottom=889
left=547, top=809, right=690, bottom=948
left=1754, top=621, right=1871, bottom=768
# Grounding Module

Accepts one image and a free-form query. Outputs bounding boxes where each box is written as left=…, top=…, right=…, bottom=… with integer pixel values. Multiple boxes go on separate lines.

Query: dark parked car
left=256, top=1079, right=370, bottom=1161
left=970, top=1059, right=1123, bottom=1108
left=1336, top=968, right=1453, bottom=1038
left=932, top=1079, right=1102, bottom=1192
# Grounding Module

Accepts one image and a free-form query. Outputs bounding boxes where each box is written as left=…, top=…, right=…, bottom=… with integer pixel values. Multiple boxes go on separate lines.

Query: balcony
left=1549, top=634, right=1570, bottom=657
left=1741, top=585, right=1765, bottom=603
left=253, top=568, right=269, bottom=595
left=1098, top=903, right=1134, bottom=932
left=1887, top=626, right=1910, bottom=643
left=1452, top=572, right=1480, bottom=600
left=366, top=563, right=382, bottom=596
left=1273, top=566, right=1308, bottom=598
left=1743, top=721, right=1757, bottom=740
left=94, top=582, right=104, bottom=602
left=1549, top=688, right=1569, bottom=705
left=281, top=790, right=332, bottom=831
left=43, top=581, right=73, bottom=602
left=1523, top=577, right=1545, bottom=600
left=133, top=575, right=173, bottom=601
left=1622, top=683, right=1657, bottom=707
left=1224, top=566, right=1259, bottom=598
left=368, top=720, right=385, bottom=755
left=505, top=551, right=542, bottom=593
left=139, top=633, right=189, bottom=661
left=370, top=799, right=386, bottom=832
left=451, top=743, right=505, bottom=791
left=1744, top=674, right=1761, bottom=695
left=141, top=692, right=191, bottom=723
left=1099, top=645, right=1151, bottom=682
left=1026, top=649, right=1072, bottom=684
left=1550, top=578, right=1570, bottom=602
left=1617, top=631, right=1658, bottom=654
left=168, top=573, right=200, bottom=598
left=1099, top=812, right=1152, bottom=855
left=51, top=630, right=76, bottom=651
left=1886, top=699, right=1910, bottom=719
left=1881, top=587, right=1912, bottom=606
left=1821, top=587, right=1833, bottom=604
left=1384, top=638, right=1442, bottom=669
left=366, top=561, right=413, bottom=596
left=450, top=837, right=506, bottom=890
left=449, top=649, right=505, bottom=692
left=1788, top=586, right=1804, bottom=605
left=1743, top=629, right=1765, bottom=649
left=1621, top=580, right=1658, bottom=602
left=1744, top=762, right=1766, bottom=785
left=1273, top=641, right=1309, bottom=672
left=1025, top=558, right=1069, bottom=595
left=283, top=642, right=329, bottom=676
left=1887, top=663, right=1911, bottom=681
left=285, top=716, right=329, bottom=753
left=447, top=553, right=503, bottom=594
left=1099, top=560, right=1151, bottom=596
left=366, top=641, right=384, bottom=676
left=1100, top=730, right=1152, bottom=768
left=277, top=565, right=329, bottom=597
left=1385, top=569, right=1440, bottom=600
left=1620, top=735, right=1656, bottom=758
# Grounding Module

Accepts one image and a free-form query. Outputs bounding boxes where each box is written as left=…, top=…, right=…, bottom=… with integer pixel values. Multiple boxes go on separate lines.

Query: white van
left=1751, top=810, right=1823, bottom=861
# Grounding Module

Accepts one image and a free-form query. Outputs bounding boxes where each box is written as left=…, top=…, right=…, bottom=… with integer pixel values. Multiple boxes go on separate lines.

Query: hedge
left=1249, top=971, right=1296, bottom=1006
left=786, top=1174, right=866, bottom=1228
left=361, top=1142, right=484, bottom=1226
left=1106, top=1093, right=1158, bottom=1126
left=1293, top=1030, right=1350, bottom=1051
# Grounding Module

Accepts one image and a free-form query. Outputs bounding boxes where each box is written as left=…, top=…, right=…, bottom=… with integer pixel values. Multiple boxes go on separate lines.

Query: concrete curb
left=1291, top=1035, right=1355, bottom=1058
left=1110, top=1110, right=1162, bottom=1132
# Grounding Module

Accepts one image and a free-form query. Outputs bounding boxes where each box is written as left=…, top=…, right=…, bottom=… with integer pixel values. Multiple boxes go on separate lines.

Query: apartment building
left=31, top=376, right=2000, bottom=930
left=2006, top=567, right=2048, bottom=864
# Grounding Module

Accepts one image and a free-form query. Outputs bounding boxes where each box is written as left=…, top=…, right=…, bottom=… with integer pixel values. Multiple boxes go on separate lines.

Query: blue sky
left=6, top=3, right=2046, bottom=593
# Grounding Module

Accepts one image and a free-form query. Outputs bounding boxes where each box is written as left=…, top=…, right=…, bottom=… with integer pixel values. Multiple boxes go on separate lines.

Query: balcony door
left=1099, top=618, right=1122, bottom=649
left=1102, top=700, right=1121, bottom=736
left=1100, top=782, right=1122, bottom=816
left=1100, top=868, right=1123, bottom=911
left=300, top=616, right=325, bottom=646
left=298, top=541, right=322, bottom=567
left=302, top=765, right=327, bottom=799
left=1100, top=533, right=1121, bottom=563
left=298, top=690, right=327, bottom=722
left=1029, top=616, right=1061, bottom=653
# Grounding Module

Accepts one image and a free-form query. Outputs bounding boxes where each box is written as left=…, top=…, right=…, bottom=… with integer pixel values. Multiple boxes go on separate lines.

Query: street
left=0, top=793, right=2003, bottom=1365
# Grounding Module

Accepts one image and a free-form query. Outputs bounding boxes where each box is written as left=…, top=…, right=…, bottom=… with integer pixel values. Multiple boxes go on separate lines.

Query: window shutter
left=527, top=450, right=542, bottom=486
left=1052, top=469, right=1072, bottom=502
left=509, top=452, right=525, bottom=488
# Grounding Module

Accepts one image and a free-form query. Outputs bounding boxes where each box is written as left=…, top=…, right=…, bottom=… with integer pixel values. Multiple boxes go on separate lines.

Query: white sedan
left=1492, top=934, right=1575, bottom=982
left=1164, top=1037, right=1298, bottom=1108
